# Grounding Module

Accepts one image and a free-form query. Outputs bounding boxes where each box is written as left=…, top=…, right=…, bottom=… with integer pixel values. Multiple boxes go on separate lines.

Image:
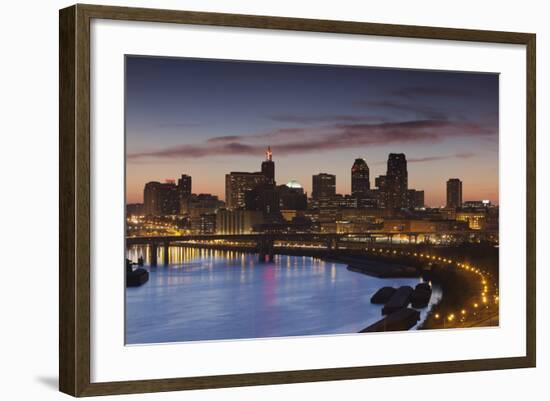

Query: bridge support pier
left=163, top=242, right=169, bottom=266
left=326, top=237, right=338, bottom=252
left=150, top=244, right=158, bottom=267
left=258, top=237, right=274, bottom=263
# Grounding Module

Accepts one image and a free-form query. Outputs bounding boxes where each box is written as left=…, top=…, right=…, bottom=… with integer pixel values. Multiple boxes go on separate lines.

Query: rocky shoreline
left=326, top=251, right=497, bottom=332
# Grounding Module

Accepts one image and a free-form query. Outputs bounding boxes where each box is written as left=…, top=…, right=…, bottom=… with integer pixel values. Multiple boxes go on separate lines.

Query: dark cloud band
left=128, top=119, right=495, bottom=161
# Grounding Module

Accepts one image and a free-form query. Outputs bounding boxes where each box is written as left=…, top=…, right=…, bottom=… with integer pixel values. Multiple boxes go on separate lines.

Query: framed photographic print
left=59, top=4, right=536, bottom=397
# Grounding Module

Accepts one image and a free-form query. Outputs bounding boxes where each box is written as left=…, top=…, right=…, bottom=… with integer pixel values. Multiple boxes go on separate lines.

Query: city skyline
left=129, top=149, right=495, bottom=208
left=126, top=56, right=499, bottom=206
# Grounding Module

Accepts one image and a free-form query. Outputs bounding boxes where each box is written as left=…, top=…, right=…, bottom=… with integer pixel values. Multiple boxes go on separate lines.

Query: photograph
left=124, top=55, right=500, bottom=345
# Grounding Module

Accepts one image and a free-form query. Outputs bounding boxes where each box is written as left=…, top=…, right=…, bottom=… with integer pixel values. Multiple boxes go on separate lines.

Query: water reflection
left=126, top=245, right=441, bottom=344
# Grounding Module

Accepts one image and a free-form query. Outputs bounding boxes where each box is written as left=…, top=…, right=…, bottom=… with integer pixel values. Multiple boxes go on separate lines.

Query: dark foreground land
left=327, top=243, right=499, bottom=331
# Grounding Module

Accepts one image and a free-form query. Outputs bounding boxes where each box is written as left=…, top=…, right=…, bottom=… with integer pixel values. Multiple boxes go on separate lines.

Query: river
left=126, top=246, right=441, bottom=344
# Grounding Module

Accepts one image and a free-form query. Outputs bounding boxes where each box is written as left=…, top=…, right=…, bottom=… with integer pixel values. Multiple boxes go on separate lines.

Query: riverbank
left=329, top=255, right=419, bottom=278
left=325, top=248, right=498, bottom=331
left=419, top=266, right=498, bottom=330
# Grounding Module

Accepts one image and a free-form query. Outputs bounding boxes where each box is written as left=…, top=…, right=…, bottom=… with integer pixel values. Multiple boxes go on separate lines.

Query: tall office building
left=244, top=183, right=280, bottom=216
left=225, top=172, right=266, bottom=210
left=386, top=153, right=408, bottom=209
left=373, top=175, right=387, bottom=208
left=177, top=174, right=192, bottom=198
left=143, top=180, right=179, bottom=215
left=407, top=189, right=425, bottom=209
left=143, top=182, right=161, bottom=215
left=446, top=178, right=463, bottom=208
left=351, top=158, right=370, bottom=198
left=312, top=173, right=336, bottom=200
left=261, top=146, right=275, bottom=184
left=278, top=180, right=307, bottom=210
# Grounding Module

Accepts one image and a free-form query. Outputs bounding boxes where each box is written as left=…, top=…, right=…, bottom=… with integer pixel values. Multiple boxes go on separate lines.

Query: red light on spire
left=265, top=146, right=272, bottom=161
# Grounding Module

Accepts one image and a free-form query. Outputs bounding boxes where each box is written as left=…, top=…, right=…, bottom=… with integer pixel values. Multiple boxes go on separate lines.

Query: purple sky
left=126, top=56, right=499, bottom=207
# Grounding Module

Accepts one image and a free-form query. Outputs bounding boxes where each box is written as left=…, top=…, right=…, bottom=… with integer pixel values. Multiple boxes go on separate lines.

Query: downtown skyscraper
left=351, top=158, right=370, bottom=199
left=261, top=146, right=275, bottom=185
left=312, top=173, right=336, bottom=200
left=225, top=172, right=266, bottom=210
left=446, top=178, right=463, bottom=208
left=225, top=147, right=277, bottom=212
left=143, top=180, right=180, bottom=215
left=385, top=153, right=408, bottom=209
left=177, top=174, right=192, bottom=198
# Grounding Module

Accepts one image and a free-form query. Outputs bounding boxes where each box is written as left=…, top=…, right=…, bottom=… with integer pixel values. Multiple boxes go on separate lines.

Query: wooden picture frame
left=59, top=3, right=536, bottom=397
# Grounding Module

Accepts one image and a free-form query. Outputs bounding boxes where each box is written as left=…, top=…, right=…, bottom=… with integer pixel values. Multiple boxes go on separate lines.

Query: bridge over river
left=126, top=230, right=497, bottom=266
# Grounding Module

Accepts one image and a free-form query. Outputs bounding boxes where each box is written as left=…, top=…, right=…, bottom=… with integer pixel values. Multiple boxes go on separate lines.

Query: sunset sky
left=125, top=56, right=499, bottom=207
